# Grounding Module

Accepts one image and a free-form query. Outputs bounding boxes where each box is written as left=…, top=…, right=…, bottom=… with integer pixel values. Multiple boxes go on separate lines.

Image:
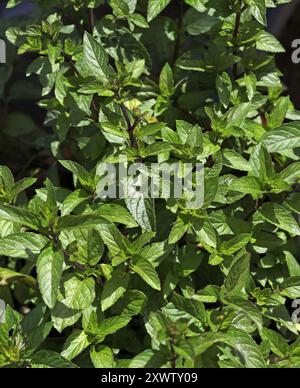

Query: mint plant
left=1, top=0, right=300, bottom=368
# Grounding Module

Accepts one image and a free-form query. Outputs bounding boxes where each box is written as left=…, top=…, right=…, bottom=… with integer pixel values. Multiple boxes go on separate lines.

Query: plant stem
left=119, top=99, right=139, bottom=149
left=232, top=3, right=248, bottom=79
left=65, top=53, right=98, bottom=120
left=88, top=8, right=95, bottom=33
left=120, top=103, right=132, bottom=133
left=232, top=9, right=241, bottom=79
left=169, top=337, right=177, bottom=368
left=233, top=10, right=241, bottom=39
left=173, top=0, right=184, bottom=65
left=65, top=54, right=80, bottom=77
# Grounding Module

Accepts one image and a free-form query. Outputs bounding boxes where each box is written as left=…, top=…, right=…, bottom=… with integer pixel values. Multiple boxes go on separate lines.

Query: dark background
left=0, top=0, right=300, bottom=174
left=1, top=0, right=300, bottom=105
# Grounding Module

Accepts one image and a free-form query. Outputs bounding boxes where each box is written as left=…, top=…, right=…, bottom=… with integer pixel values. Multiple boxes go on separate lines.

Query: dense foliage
left=1, top=0, right=300, bottom=368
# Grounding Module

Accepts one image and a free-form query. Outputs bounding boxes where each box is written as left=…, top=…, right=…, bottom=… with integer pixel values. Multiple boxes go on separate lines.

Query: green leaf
left=142, top=142, right=174, bottom=157
left=0, top=233, right=49, bottom=260
left=44, top=178, right=58, bottom=221
left=245, top=0, right=266, bottom=25
left=220, top=234, right=251, bottom=256
left=284, top=251, right=300, bottom=277
left=129, top=13, right=150, bottom=29
left=56, top=214, right=107, bottom=231
left=31, top=350, right=78, bottom=368
left=129, top=349, right=168, bottom=368
left=98, top=204, right=137, bottom=228
left=59, top=160, right=94, bottom=189
left=227, top=328, right=267, bottom=368
left=222, top=149, right=251, bottom=172
left=159, top=63, right=174, bottom=97
left=184, top=0, right=206, bottom=11
left=21, top=305, right=52, bottom=351
left=250, top=143, right=274, bottom=182
left=114, top=289, right=147, bottom=317
left=0, top=165, right=14, bottom=194
left=176, top=120, right=203, bottom=150
left=6, top=0, right=21, bottom=8
left=280, top=277, right=300, bottom=299
left=61, top=189, right=91, bottom=216
left=21, top=305, right=47, bottom=335
left=52, top=276, right=95, bottom=332
left=259, top=203, right=300, bottom=236
left=256, top=31, right=285, bottom=53
left=186, top=332, right=233, bottom=357
left=224, top=296, right=263, bottom=330
left=185, top=12, right=218, bottom=36
left=263, top=122, right=300, bottom=153
left=230, top=176, right=264, bottom=196
left=131, top=257, right=161, bottom=290
left=276, top=162, right=300, bottom=185
left=109, top=0, right=130, bottom=16
left=37, top=245, right=64, bottom=309
left=147, top=0, right=172, bottom=22
left=57, top=276, right=95, bottom=310
left=68, top=229, right=104, bottom=266
left=243, top=72, right=257, bottom=101
left=2, top=0, right=300, bottom=370
left=101, top=269, right=130, bottom=311
left=216, top=72, right=232, bottom=109
left=168, top=292, right=206, bottom=325
left=261, top=328, right=289, bottom=358
left=90, top=345, right=115, bottom=368
left=25, top=322, right=53, bottom=352
left=0, top=267, right=36, bottom=288
left=285, top=193, right=300, bottom=215
left=169, top=217, right=189, bottom=244
left=266, top=96, right=290, bottom=128
left=61, top=330, right=90, bottom=361
left=126, top=197, right=156, bottom=232
left=83, top=32, right=112, bottom=81
left=139, top=122, right=166, bottom=138
left=194, top=219, right=217, bottom=249
left=125, top=0, right=138, bottom=13
left=95, top=315, right=132, bottom=337
left=98, top=222, right=129, bottom=256
left=0, top=205, right=41, bottom=230
left=225, top=103, right=251, bottom=129
left=225, top=253, right=250, bottom=296
left=12, top=177, right=37, bottom=198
